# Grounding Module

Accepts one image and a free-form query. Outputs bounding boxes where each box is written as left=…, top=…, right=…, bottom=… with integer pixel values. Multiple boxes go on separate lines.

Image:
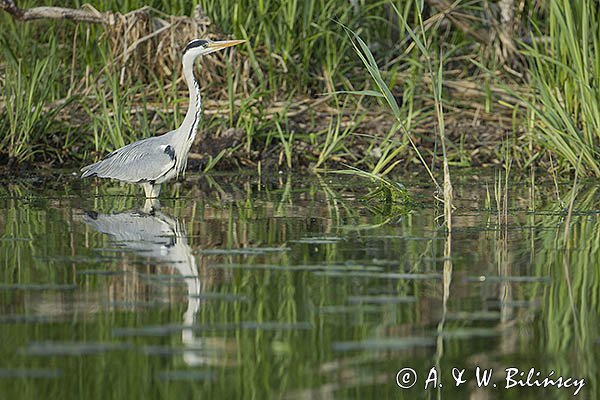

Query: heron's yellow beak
left=207, top=40, right=246, bottom=51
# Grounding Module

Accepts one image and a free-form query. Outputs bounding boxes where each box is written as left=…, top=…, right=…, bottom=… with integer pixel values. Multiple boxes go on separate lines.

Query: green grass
left=1, top=0, right=600, bottom=177
left=0, top=0, right=415, bottom=169
left=0, top=35, right=71, bottom=163
left=521, top=0, right=600, bottom=176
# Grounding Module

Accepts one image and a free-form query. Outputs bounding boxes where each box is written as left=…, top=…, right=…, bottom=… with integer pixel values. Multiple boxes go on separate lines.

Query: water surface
left=0, top=172, right=598, bottom=399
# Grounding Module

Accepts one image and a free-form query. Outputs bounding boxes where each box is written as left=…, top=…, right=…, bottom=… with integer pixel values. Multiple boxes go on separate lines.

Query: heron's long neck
left=176, top=55, right=203, bottom=175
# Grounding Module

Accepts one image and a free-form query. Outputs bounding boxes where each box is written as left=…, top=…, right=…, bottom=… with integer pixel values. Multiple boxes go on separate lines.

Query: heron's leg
left=151, top=184, right=162, bottom=198
left=142, top=198, right=161, bottom=213
left=142, top=183, right=152, bottom=198
left=142, top=183, right=161, bottom=198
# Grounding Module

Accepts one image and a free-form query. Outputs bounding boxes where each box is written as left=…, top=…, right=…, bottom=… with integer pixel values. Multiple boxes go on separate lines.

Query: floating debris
left=143, top=346, right=219, bottom=356
left=0, top=315, right=55, bottom=324
left=333, top=336, right=434, bottom=352
left=0, top=237, right=32, bottom=242
left=209, top=263, right=382, bottom=272
left=156, top=370, right=214, bottom=381
left=362, top=235, right=444, bottom=241
left=446, top=311, right=501, bottom=321
left=102, top=300, right=170, bottom=309
left=290, top=237, right=344, bottom=244
left=466, top=275, right=551, bottom=283
left=240, top=321, right=311, bottom=330
left=487, top=300, right=540, bottom=308
left=313, top=271, right=441, bottom=280
left=189, top=293, right=248, bottom=301
left=196, top=247, right=290, bottom=255
left=317, top=305, right=382, bottom=314
left=347, top=295, right=416, bottom=304
left=23, top=341, right=132, bottom=356
left=0, top=368, right=62, bottom=379
left=35, top=255, right=119, bottom=263
left=438, top=328, right=500, bottom=339
left=112, top=324, right=216, bottom=337
left=76, top=270, right=126, bottom=276
left=112, top=321, right=311, bottom=337
left=0, top=283, right=77, bottom=291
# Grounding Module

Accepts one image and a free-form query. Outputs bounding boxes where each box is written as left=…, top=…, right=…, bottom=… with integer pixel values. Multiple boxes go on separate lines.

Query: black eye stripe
left=184, top=39, right=209, bottom=53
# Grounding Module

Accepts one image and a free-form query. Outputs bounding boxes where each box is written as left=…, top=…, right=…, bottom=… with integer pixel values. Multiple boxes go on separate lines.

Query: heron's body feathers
left=81, top=131, right=179, bottom=184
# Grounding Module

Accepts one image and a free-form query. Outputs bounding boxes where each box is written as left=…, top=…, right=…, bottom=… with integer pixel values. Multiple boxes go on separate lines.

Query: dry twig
left=1, top=0, right=107, bottom=23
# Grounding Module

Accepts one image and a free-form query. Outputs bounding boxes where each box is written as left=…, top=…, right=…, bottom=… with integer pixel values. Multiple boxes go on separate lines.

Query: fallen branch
left=0, top=0, right=245, bottom=89
left=0, top=0, right=108, bottom=23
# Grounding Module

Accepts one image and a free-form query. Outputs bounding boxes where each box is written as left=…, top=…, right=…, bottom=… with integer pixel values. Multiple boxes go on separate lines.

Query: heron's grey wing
left=81, top=134, right=176, bottom=183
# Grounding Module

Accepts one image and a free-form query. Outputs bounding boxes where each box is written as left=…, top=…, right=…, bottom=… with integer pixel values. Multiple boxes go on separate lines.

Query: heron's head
left=183, top=39, right=245, bottom=59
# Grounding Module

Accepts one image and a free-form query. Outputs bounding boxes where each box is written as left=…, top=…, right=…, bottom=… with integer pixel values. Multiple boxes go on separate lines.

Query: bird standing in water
left=81, top=39, right=245, bottom=198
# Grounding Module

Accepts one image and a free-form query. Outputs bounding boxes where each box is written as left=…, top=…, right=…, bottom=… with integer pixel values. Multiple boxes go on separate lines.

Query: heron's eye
left=184, top=39, right=209, bottom=53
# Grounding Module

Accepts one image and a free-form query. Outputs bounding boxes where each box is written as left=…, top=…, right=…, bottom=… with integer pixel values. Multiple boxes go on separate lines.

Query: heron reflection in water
left=81, top=200, right=207, bottom=366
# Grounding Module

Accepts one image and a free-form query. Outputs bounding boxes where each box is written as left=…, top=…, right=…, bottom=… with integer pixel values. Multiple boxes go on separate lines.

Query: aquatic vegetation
left=340, top=2, right=452, bottom=229
left=521, top=0, right=600, bottom=176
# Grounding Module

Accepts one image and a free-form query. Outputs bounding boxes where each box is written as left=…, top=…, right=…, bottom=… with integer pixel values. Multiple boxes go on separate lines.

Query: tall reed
left=340, top=2, right=453, bottom=229
left=0, top=37, right=69, bottom=163
left=523, top=0, right=600, bottom=176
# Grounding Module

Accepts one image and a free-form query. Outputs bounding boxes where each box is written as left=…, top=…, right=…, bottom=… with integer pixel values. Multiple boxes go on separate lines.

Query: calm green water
left=0, top=172, right=598, bottom=399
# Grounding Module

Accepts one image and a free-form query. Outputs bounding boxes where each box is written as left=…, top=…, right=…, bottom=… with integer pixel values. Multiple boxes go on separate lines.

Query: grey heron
left=81, top=39, right=245, bottom=198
